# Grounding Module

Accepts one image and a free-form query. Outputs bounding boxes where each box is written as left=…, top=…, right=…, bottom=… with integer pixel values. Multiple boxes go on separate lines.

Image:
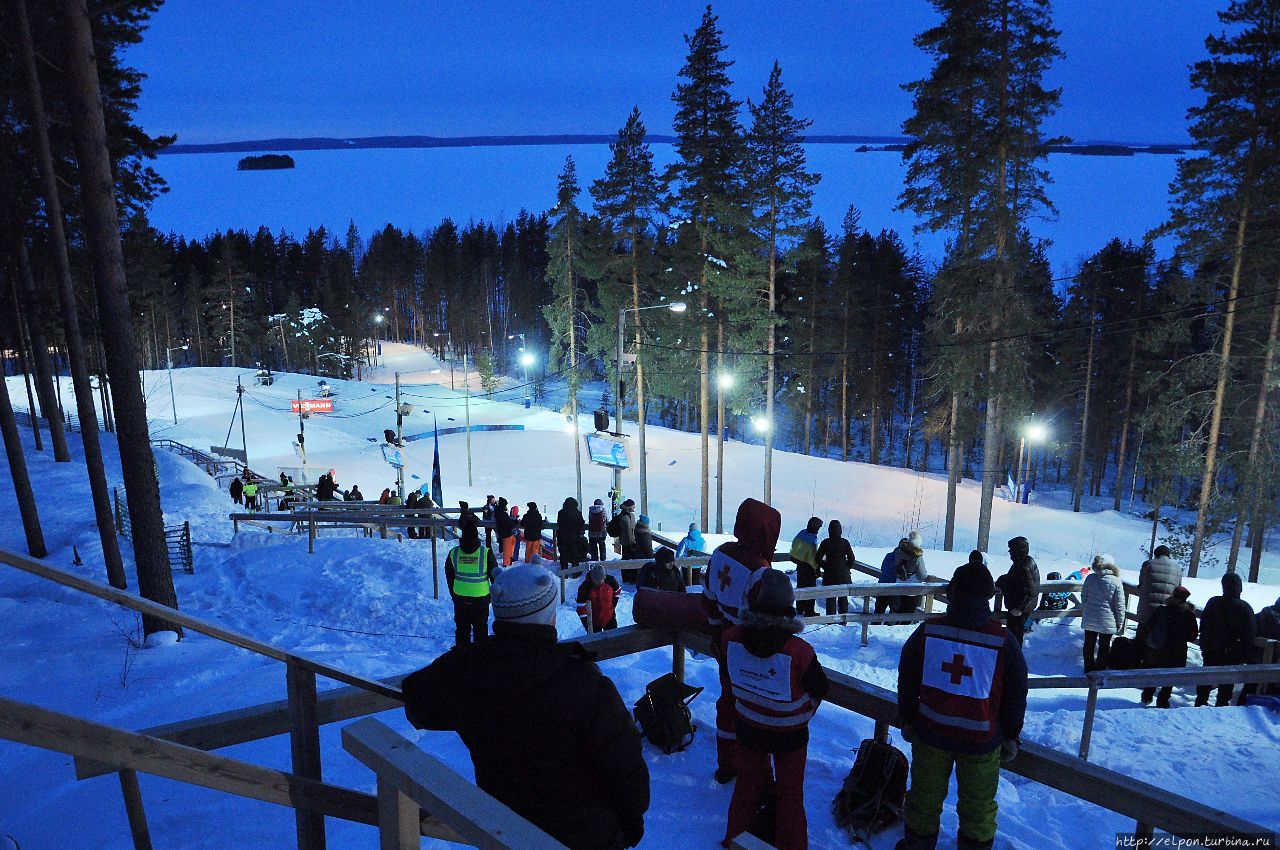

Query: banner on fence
left=210, top=446, right=248, bottom=462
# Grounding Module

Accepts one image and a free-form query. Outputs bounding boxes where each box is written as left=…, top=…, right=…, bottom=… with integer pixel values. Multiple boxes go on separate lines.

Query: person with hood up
left=638, top=547, right=685, bottom=593
left=402, top=564, right=649, bottom=850
left=346, top=484, right=364, bottom=502
left=576, top=564, right=622, bottom=632
left=720, top=570, right=829, bottom=850
left=702, top=498, right=783, bottom=783
left=444, top=521, right=499, bottom=646
left=610, top=499, right=638, bottom=559
left=676, top=522, right=708, bottom=558
left=996, top=536, right=1039, bottom=646
left=1136, top=545, right=1184, bottom=629
left=1140, top=586, right=1199, bottom=708
left=1196, top=572, right=1257, bottom=707
left=495, top=497, right=517, bottom=565
left=556, top=497, right=588, bottom=573
left=229, top=476, right=244, bottom=505
left=588, top=499, right=609, bottom=562
left=890, top=532, right=928, bottom=614
left=1080, top=554, right=1126, bottom=673
left=378, top=488, right=391, bottom=505
left=817, top=520, right=855, bottom=616
left=1258, top=596, right=1280, bottom=641
left=896, top=550, right=1028, bottom=850
left=789, top=517, right=822, bottom=618
left=521, top=502, right=544, bottom=562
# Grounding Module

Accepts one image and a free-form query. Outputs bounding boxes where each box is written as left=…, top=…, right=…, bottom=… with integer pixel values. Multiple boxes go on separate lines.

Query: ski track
left=2, top=347, right=1278, bottom=849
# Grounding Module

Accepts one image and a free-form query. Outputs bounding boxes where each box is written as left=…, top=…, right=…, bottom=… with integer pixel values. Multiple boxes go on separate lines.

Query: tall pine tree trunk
left=13, top=243, right=70, bottom=461
left=0, top=375, right=46, bottom=557
left=1073, top=314, right=1097, bottom=512
left=630, top=231, right=648, bottom=515
left=698, top=210, right=710, bottom=530
left=1190, top=196, right=1250, bottom=576
left=715, top=322, right=726, bottom=533
left=1229, top=272, right=1280, bottom=575
left=840, top=298, right=850, bottom=461
left=944, top=389, right=961, bottom=551
left=566, top=226, right=582, bottom=507
left=1112, top=335, right=1138, bottom=511
left=12, top=296, right=45, bottom=453
left=57, top=0, right=179, bottom=629
left=764, top=222, right=777, bottom=504
left=977, top=334, right=1001, bottom=551
left=14, top=0, right=126, bottom=587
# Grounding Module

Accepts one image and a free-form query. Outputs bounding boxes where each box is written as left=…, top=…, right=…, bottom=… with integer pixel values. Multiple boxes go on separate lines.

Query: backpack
left=1144, top=608, right=1170, bottom=651
left=1041, top=571, right=1069, bottom=610
left=633, top=673, right=702, bottom=754
left=832, top=738, right=908, bottom=845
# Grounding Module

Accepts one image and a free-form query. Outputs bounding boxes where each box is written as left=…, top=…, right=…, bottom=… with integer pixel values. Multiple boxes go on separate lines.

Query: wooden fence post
left=113, top=487, right=122, bottom=533
left=287, top=661, right=326, bottom=850
left=861, top=595, right=872, bottom=647
left=118, top=768, right=154, bottom=850
left=376, top=776, right=420, bottom=850
left=1078, top=676, right=1100, bottom=761
left=431, top=535, right=439, bottom=600
left=673, top=636, right=685, bottom=684
left=308, top=511, right=316, bottom=555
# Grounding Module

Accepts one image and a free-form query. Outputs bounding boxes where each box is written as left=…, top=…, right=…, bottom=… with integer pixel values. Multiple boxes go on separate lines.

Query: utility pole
left=296, top=388, right=307, bottom=474
left=463, top=352, right=473, bottom=486
left=237, top=376, right=250, bottom=472
left=395, top=372, right=405, bottom=501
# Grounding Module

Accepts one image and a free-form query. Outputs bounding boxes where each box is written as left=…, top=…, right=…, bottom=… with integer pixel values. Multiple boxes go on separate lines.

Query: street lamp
left=616, top=301, right=687, bottom=509
left=1015, top=422, right=1049, bottom=503
left=717, top=372, right=736, bottom=391
left=166, top=344, right=189, bottom=425
left=752, top=416, right=771, bottom=435
left=518, top=349, right=536, bottom=407
left=371, top=313, right=385, bottom=368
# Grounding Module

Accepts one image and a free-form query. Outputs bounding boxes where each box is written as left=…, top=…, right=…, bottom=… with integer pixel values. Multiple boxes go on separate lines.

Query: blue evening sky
left=125, top=1, right=1222, bottom=146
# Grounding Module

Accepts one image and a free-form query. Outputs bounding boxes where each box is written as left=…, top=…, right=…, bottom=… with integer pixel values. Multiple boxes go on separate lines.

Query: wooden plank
left=792, top=579, right=1083, bottom=600
left=288, top=662, right=327, bottom=850
left=343, top=718, right=569, bottom=850
left=118, top=769, right=154, bottom=850
left=78, top=626, right=674, bottom=780
left=1093, top=664, right=1280, bottom=689
left=377, top=776, right=420, bottom=850
left=0, top=696, right=461, bottom=843
left=0, top=547, right=401, bottom=700
left=729, top=833, right=777, bottom=850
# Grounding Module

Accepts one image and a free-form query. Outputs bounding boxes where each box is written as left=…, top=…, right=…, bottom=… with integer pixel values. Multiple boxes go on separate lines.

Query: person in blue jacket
left=675, top=522, right=707, bottom=558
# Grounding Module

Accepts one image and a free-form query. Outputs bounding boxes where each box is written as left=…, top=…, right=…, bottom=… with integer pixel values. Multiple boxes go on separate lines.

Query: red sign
left=291, top=399, right=333, bottom=414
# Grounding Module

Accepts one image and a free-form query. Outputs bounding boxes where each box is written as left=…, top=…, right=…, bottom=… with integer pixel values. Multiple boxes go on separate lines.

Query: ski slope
left=1, top=349, right=1279, bottom=849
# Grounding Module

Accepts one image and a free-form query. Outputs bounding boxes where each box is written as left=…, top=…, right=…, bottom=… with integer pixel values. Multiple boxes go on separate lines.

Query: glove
left=1000, top=738, right=1019, bottom=764
left=620, top=813, right=644, bottom=848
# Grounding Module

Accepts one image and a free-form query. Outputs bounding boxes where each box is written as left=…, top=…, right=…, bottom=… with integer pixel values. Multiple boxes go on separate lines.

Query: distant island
left=166, top=135, right=1193, bottom=158
left=237, top=154, right=295, bottom=170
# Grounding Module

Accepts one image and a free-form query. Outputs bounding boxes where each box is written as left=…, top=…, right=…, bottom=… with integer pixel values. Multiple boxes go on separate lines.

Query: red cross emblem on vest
left=718, top=564, right=732, bottom=591
left=941, top=653, right=973, bottom=686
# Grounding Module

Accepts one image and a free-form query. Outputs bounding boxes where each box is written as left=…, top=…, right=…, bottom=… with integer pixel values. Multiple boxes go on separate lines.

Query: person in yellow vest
left=446, top=522, right=500, bottom=646
left=242, top=481, right=259, bottom=511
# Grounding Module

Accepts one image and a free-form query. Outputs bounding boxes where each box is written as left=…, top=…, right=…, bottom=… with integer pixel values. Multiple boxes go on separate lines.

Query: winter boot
left=894, top=828, right=939, bottom=850
left=957, top=833, right=995, bottom=850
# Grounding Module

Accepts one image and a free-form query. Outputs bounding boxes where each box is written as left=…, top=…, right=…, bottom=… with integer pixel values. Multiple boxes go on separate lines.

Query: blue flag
left=431, top=415, right=444, bottom=507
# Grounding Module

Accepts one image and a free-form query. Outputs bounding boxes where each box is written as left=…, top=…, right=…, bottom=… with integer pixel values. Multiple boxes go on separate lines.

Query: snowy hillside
left=2, top=348, right=1278, bottom=849
left=148, top=146, right=1180, bottom=274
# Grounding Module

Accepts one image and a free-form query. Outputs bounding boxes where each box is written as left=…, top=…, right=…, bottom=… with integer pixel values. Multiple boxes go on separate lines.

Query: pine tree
left=668, top=5, right=749, bottom=529
left=590, top=107, right=662, bottom=513
left=900, top=0, right=1064, bottom=550
left=745, top=61, right=819, bottom=503
left=544, top=156, right=589, bottom=506
left=1162, top=0, right=1280, bottom=575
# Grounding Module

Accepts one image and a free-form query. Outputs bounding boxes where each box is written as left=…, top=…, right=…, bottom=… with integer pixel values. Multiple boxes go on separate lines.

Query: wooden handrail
left=343, top=718, right=569, bottom=850
left=0, top=696, right=462, bottom=843
left=0, top=547, right=400, bottom=700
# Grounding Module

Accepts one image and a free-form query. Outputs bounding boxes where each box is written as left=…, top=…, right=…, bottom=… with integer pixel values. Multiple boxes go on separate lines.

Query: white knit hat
left=491, top=564, right=559, bottom=624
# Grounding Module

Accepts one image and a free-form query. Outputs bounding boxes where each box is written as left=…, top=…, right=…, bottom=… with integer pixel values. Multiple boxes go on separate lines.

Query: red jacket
left=719, top=625, right=828, bottom=753
left=576, top=575, right=621, bottom=628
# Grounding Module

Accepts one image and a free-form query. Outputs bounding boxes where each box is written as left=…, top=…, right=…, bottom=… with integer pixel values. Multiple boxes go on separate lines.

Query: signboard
left=210, top=445, right=247, bottom=463
left=585, top=433, right=630, bottom=469
left=291, top=399, right=333, bottom=414
left=381, top=445, right=405, bottom=469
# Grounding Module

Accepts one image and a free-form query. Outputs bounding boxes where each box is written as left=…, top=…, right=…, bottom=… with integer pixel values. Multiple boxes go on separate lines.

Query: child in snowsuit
left=721, top=570, right=828, bottom=850
left=576, top=564, right=621, bottom=632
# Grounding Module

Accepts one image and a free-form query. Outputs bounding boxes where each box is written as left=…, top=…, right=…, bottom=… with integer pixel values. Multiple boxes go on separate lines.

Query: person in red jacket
left=576, top=564, right=621, bottom=632
left=703, top=497, right=783, bottom=783
left=895, top=552, right=1028, bottom=850
left=721, top=569, right=828, bottom=850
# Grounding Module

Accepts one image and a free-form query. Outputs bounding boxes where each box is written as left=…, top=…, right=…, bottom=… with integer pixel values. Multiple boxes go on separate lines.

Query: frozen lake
left=150, top=144, right=1181, bottom=275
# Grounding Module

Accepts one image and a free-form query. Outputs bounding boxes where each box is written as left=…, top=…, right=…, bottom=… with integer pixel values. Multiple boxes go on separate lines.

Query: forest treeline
left=2, top=1, right=1279, bottom=632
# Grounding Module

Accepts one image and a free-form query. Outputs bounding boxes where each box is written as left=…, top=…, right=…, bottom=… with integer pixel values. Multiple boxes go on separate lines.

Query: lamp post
left=715, top=371, right=736, bottom=532
left=372, top=313, right=385, bottom=368
left=1015, top=422, right=1048, bottom=503
left=166, top=344, right=188, bottom=425
left=519, top=350, right=535, bottom=407
left=616, top=301, right=686, bottom=509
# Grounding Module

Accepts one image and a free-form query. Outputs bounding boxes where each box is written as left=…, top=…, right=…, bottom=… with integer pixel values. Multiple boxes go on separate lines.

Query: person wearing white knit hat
left=402, top=563, right=649, bottom=849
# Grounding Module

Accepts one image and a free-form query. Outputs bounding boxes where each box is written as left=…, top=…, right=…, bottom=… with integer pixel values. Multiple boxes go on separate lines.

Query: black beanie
left=949, top=561, right=996, bottom=601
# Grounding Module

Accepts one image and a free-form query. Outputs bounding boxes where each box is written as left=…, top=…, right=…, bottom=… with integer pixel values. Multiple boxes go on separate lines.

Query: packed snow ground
left=2, top=348, right=1279, bottom=849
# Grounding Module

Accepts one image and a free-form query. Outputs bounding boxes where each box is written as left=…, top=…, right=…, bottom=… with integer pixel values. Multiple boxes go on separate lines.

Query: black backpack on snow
left=633, top=673, right=702, bottom=754
left=833, top=738, right=909, bottom=845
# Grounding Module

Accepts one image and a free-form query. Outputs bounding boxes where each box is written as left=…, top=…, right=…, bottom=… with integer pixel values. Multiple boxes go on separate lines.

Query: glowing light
left=717, top=373, right=736, bottom=390
left=668, top=301, right=688, bottom=313
left=519, top=352, right=536, bottom=368
left=1026, top=423, right=1049, bottom=443
left=752, top=416, right=771, bottom=433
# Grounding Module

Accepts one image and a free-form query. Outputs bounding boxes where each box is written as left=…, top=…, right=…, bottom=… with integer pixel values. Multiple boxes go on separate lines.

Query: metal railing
left=113, top=488, right=193, bottom=574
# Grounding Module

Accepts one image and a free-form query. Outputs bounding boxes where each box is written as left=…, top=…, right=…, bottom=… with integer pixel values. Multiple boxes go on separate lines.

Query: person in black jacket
left=637, top=547, right=686, bottom=593
left=817, top=519, right=855, bottom=616
left=1139, top=586, right=1198, bottom=708
left=405, top=491, right=420, bottom=539
left=402, top=564, right=649, bottom=849
left=495, top=497, right=516, bottom=565
left=229, top=476, right=244, bottom=505
left=521, top=502, right=544, bottom=562
left=1196, top=572, right=1257, bottom=707
left=557, top=497, right=588, bottom=573
left=996, top=536, right=1040, bottom=646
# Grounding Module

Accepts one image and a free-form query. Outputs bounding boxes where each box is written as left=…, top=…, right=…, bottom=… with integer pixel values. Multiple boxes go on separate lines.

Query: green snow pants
left=904, top=739, right=1000, bottom=845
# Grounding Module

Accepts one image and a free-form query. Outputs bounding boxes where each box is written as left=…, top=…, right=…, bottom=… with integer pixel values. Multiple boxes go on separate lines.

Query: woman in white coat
left=1081, top=554, right=1126, bottom=673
